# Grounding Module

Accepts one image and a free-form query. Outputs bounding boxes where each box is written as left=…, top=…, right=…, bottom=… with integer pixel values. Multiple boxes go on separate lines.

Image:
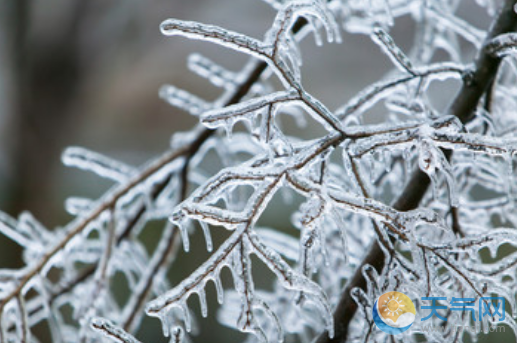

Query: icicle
left=170, top=211, right=190, bottom=252
left=341, top=148, right=357, bottom=182
left=197, top=289, right=208, bottom=318
left=299, top=226, right=316, bottom=280
left=383, top=148, right=392, bottom=172
left=402, top=145, right=413, bottom=175
left=180, top=302, right=192, bottom=333
left=198, top=221, right=213, bottom=252
left=318, top=222, right=330, bottom=268
left=158, top=311, right=172, bottom=337
left=214, top=274, right=225, bottom=305
left=504, top=152, right=514, bottom=198
left=308, top=16, right=324, bottom=46
left=417, top=139, right=458, bottom=206
left=146, top=228, right=246, bottom=334
left=179, top=226, right=190, bottom=253
left=331, top=209, right=348, bottom=264
left=224, top=125, right=233, bottom=140
left=368, top=151, right=375, bottom=184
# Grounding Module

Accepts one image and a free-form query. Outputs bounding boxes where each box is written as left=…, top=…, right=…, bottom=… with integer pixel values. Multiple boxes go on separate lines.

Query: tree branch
left=316, top=1, right=517, bottom=342
left=0, top=13, right=315, bottom=336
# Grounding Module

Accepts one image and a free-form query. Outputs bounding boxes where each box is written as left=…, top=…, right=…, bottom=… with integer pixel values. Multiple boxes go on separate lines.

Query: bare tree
left=1, top=0, right=517, bottom=342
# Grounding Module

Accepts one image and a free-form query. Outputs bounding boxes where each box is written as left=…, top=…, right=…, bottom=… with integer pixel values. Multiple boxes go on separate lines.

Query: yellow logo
left=373, top=291, right=416, bottom=334
left=378, top=291, right=415, bottom=324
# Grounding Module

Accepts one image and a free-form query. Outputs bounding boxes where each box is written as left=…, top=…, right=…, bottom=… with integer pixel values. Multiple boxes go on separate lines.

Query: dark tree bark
left=3, top=0, right=87, bottom=226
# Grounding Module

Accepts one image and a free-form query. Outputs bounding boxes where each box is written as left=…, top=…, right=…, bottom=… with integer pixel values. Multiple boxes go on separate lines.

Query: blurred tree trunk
left=3, top=0, right=85, bottom=227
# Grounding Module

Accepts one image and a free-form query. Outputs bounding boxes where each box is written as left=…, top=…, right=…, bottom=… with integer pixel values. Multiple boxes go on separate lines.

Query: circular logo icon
left=372, top=291, right=416, bottom=335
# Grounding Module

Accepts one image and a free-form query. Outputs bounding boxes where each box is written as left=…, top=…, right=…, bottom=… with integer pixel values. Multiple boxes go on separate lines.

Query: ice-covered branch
left=3, top=0, right=517, bottom=342
left=91, top=317, right=142, bottom=343
left=486, top=32, right=517, bottom=57
left=316, top=1, right=517, bottom=342
left=0, top=11, right=298, bottom=337
left=371, top=25, right=415, bottom=75
left=335, top=63, right=464, bottom=119
left=160, top=20, right=271, bottom=61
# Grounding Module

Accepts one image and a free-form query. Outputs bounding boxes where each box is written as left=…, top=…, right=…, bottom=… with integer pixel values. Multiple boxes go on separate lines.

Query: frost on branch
left=2, top=0, right=517, bottom=343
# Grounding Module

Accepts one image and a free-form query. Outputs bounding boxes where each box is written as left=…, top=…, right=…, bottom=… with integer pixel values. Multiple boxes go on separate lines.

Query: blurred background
left=0, top=0, right=502, bottom=342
